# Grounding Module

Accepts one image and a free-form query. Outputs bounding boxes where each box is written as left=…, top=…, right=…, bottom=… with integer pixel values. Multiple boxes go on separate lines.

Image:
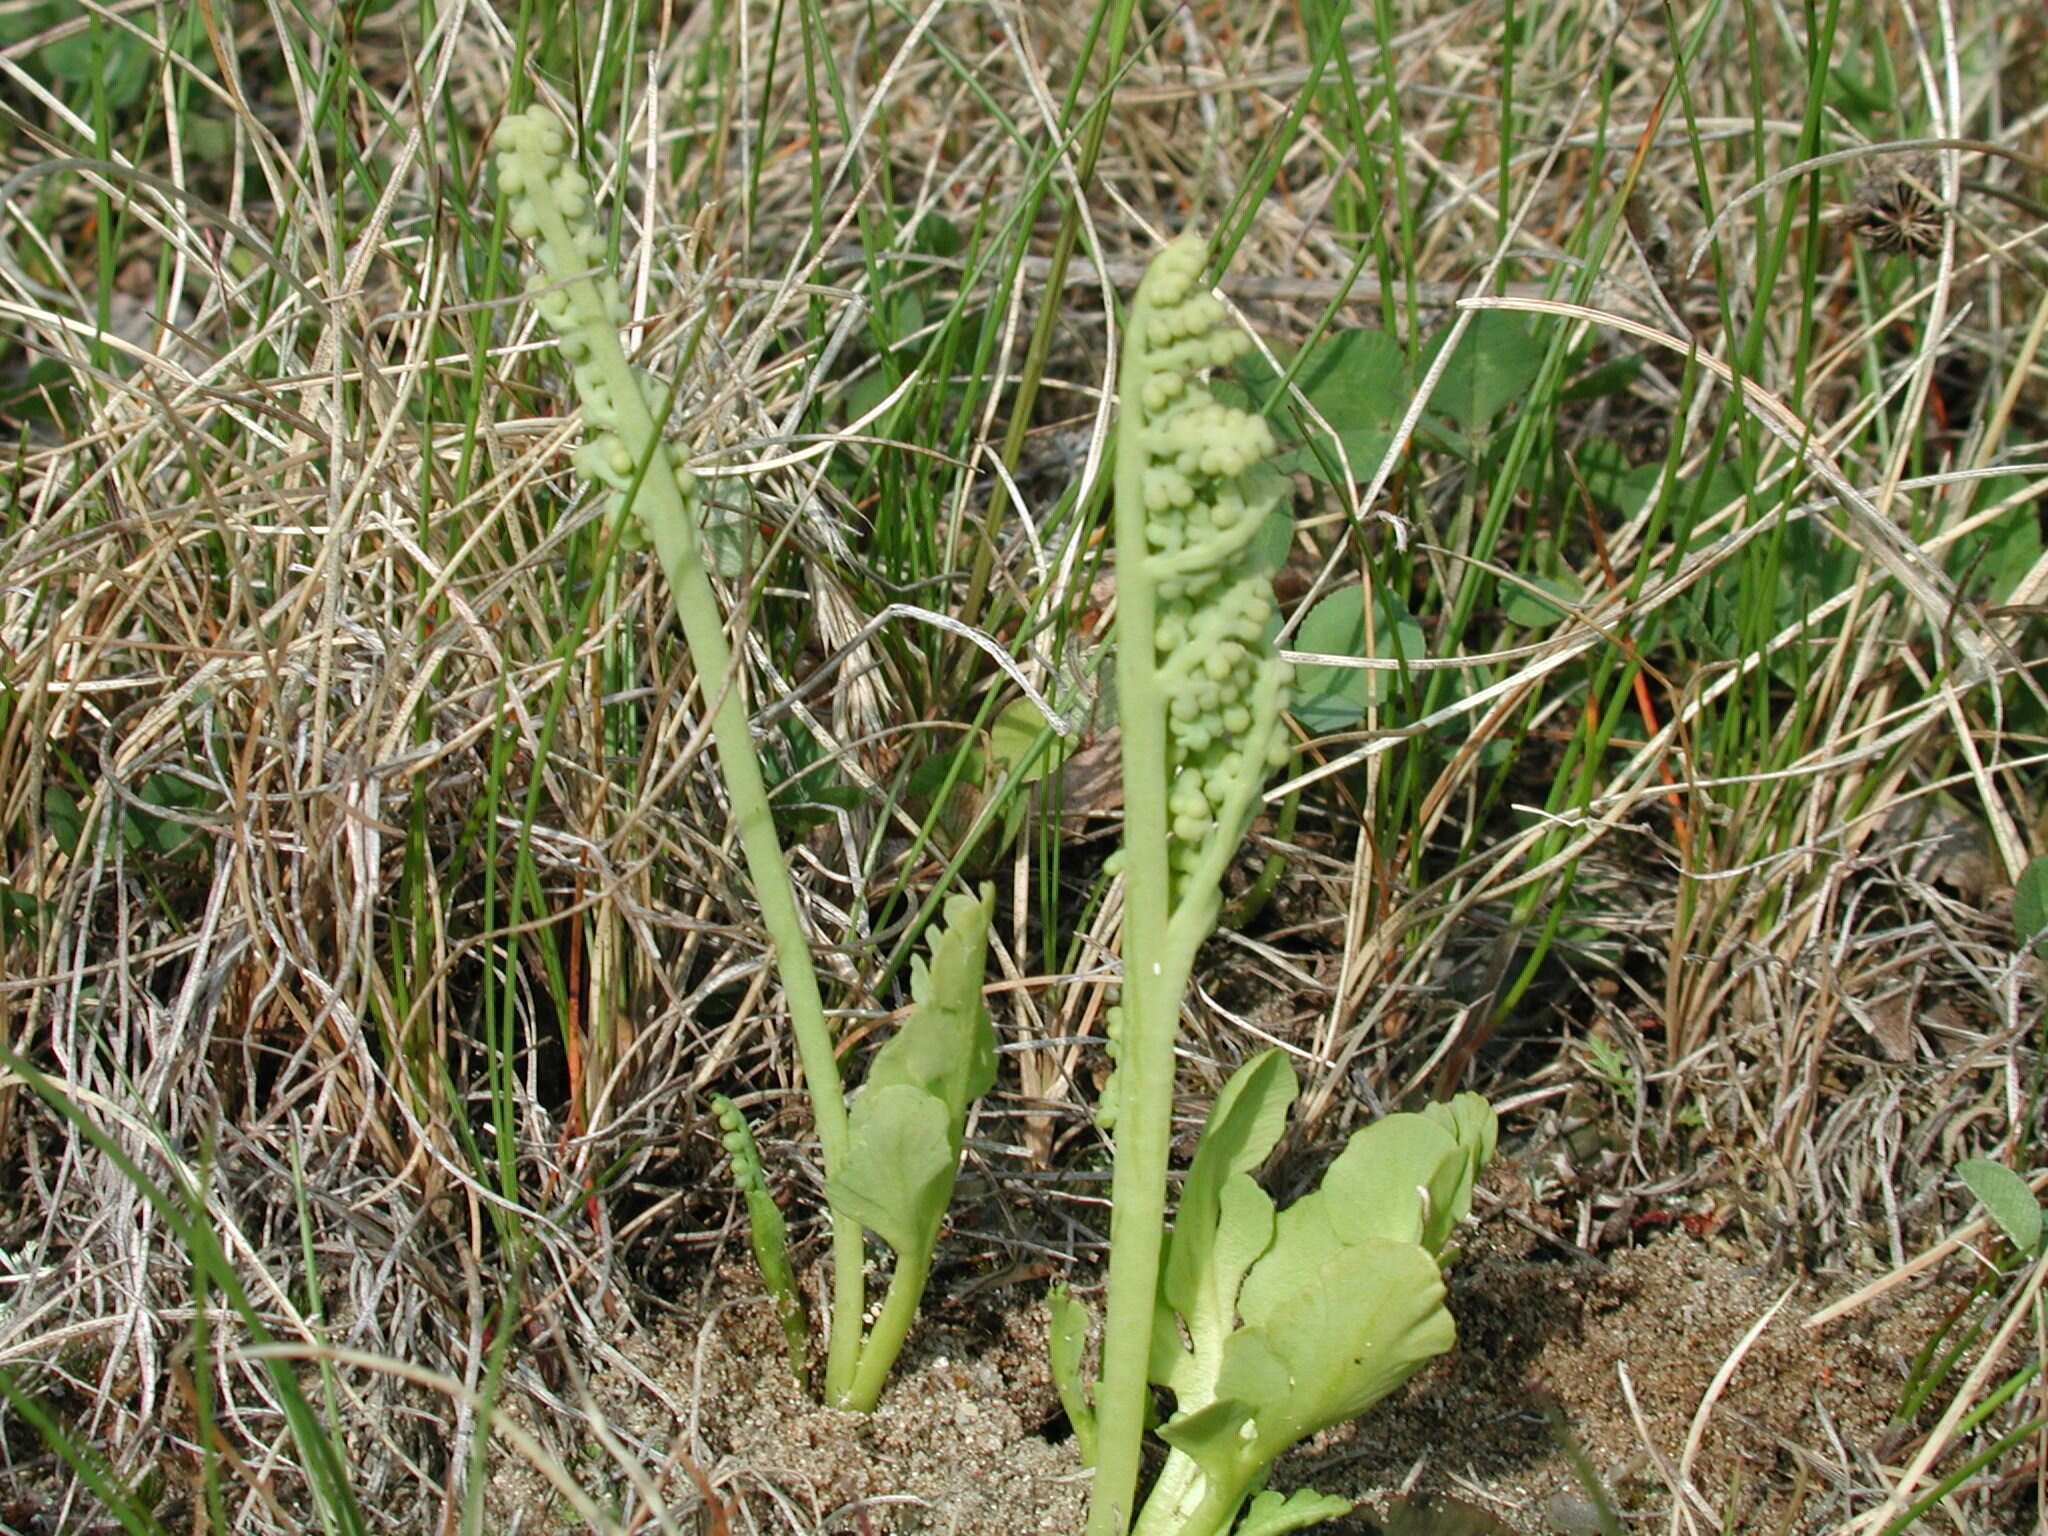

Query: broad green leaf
left=861, top=887, right=996, bottom=1130
left=827, top=1084, right=954, bottom=1258
left=1502, top=573, right=1583, bottom=627
left=1265, top=1112, right=1461, bottom=1266
left=1161, top=1051, right=1295, bottom=1327
left=129, top=772, right=216, bottom=857
left=826, top=887, right=995, bottom=1261
left=43, top=785, right=83, bottom=857
left=1289, top=588, right=1425, bottom=732
left=1236, top=1489, right=1355, bottom=1536
left=1417, top=1091, right=1499, bottom=1246
left=988, top=699, right=1074, bottom=786
left=1154, top=1173, right=1278, bottom=1399
left=1957, top=1158, right=2042, bottom=1255
left=1575, top=440, right=1746, bottom=523
left=905, top=740, right=983, bottom=802
left=2017, top=856, right=2048, bottom=964
left=1238, top=328, right=1409, bottom=486
left=1143, top=1085, right=1495, bottom=1536
left=1222, top=1237, right=1453, bottom=1450
left=1421, top=311, right=1547, bottom=436
left=43, top=24, right=157, bottom=108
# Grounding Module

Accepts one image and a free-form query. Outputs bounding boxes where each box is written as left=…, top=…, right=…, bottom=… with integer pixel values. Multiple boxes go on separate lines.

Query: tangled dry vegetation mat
left=1, top=0, right=2046, bottom=1534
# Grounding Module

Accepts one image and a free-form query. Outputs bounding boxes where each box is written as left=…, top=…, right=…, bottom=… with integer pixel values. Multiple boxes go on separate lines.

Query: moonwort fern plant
left=493, top=104, right=994, bottom=1412
left=1064, top=234, right=1497, bottom=1536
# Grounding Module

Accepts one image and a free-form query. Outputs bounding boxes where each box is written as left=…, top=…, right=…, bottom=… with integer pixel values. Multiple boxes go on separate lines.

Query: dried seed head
left=1847, top=156, right=1948, bottom=259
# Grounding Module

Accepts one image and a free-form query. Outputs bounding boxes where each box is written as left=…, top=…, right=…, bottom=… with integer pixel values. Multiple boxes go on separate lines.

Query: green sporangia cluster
left=1098, top=235, right=1295, bottom=1130
left=494, top=104, right=684, bottom=548
left=1123, top=234, right=1293, bottom=907
left=711, top=1095, right=810, bottom=1391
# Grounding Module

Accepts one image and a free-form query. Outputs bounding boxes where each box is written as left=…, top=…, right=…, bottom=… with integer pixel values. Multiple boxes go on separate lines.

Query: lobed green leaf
left=824, top=887, right=996, bottom=1264
left=1140, top=1051, right=1498, bottom=1536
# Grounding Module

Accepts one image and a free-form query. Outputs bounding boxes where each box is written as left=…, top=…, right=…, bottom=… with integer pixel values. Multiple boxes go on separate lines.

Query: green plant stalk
left=492, top=107, right=866, bottom=1399
left=1128, top=1454, right=1230, bottom=1536
left=840, top=1237, right=939, bottom=1412
left=1088, top=234, right=1293, bottom=1536
left=1091, top=360, right=1186, bottom=1536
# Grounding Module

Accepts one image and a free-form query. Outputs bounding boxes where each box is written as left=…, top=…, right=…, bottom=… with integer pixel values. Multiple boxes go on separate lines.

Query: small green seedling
left=495, top=104, right=994, bottom=1411
left=712, top=1095, right=810, bottom=1392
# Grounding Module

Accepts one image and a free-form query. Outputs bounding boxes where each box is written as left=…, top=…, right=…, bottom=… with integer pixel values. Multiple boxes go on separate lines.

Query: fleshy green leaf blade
left=1153, top=1173, right=1278, bottom=1400
left=1220, top=1238, right=1455, bottom=1456
left=1161, top=1051, right=1296, bottom=1325
left=862, top=887, right=996, bottom=1126
left=826, top=888, right=996, bottom=1264
left=989, top=699, right=1076, bottom=786
left=1308, top=1113, right=1460, bottom=1248
left=825, top=1084, right=955, bottom=1259
left=1155, top=1395, right=1258, bottom=1481
left=1958, top=1158, right=2042, bottom=1255
left=1235, top=1111, right=1462, bottom=1327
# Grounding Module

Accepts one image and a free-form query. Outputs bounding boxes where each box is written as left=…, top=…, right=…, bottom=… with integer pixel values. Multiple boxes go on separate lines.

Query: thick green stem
left=1128, top=1452, right=1236, bottom=1536
left=647, top=480, right=872, bottom=1399
left=1087, top=276, right=1183, bottom=1536
left=839, top=1245, right=936, bottom=1413
left=623, top=363, right=869, bottom=1404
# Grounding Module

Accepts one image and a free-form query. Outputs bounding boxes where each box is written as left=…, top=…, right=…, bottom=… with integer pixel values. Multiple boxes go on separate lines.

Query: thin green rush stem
left=494, top=108, right=868, bottom=1400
